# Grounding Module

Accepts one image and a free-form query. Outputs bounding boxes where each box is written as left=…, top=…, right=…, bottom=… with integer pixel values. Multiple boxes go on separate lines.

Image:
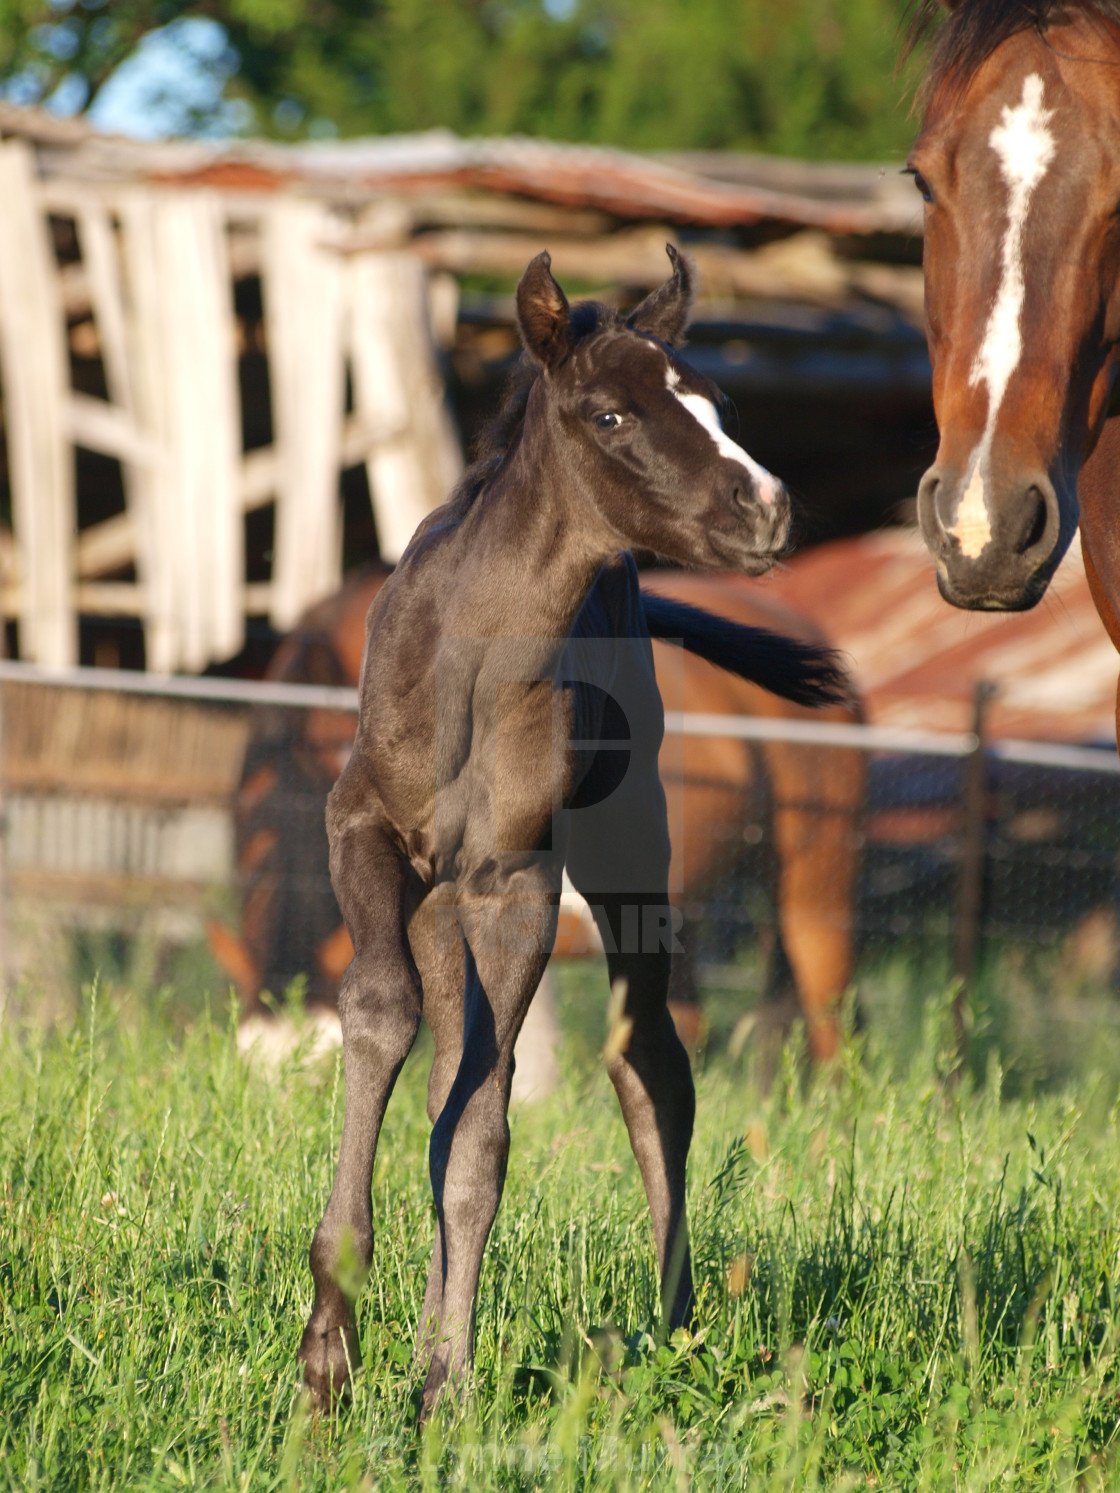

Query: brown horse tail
left=641, top=594, right=849, bottom=708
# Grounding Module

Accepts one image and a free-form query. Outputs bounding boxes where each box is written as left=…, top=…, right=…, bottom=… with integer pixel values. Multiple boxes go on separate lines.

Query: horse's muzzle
left=916, top=462, right=1072, bottom=611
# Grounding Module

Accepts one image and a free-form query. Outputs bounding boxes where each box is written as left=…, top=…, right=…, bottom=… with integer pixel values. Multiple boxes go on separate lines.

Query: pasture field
left=3, top=963, right=1120, bottom=1492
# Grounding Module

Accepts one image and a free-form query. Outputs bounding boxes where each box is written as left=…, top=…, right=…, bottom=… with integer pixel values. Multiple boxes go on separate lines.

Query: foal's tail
left=641, top=594, right=849, bottom=708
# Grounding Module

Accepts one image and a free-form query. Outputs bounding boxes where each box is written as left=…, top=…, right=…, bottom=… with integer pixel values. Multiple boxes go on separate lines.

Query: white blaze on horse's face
left=664, top=367, right=780, bottom=506
left=954, top=72, right=1056, bottom=560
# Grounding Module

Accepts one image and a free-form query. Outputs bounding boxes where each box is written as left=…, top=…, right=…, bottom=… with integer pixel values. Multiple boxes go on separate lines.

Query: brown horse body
left=910, top=1, right=1120, bottom=743
left=646, top=572, right=863, bottom=1060
left=213, top=565, right=862, bottom=1064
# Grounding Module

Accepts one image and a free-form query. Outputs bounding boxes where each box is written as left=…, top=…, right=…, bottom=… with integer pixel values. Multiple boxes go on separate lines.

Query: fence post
left=953, top=680, right=996, bottom=1047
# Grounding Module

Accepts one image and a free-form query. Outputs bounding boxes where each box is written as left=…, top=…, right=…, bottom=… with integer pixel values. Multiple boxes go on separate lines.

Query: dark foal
left=298, top=247, right=843, bottom=1417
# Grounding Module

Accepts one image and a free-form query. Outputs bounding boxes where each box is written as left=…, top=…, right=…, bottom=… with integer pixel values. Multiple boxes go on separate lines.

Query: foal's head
left=513, top=246, right=790, bottom=574
left=909, top=0, right=1120, bottom=609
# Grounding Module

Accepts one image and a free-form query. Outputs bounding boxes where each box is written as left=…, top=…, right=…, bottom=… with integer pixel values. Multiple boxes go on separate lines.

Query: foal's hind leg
left=567, top=652, right=695, bottom=1329
left=588, top=888, right=696, bottom=1329
left=298, top=811, right=424, bottom=1407
left=418, top=868, right=557, bottom=1417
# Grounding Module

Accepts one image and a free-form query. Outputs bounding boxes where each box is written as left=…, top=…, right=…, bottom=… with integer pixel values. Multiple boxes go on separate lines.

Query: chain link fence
left=2, top=661, right=1118, bottom=1083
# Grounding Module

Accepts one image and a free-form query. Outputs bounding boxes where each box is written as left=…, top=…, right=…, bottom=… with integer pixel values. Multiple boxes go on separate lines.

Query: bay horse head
left=513, top=245, right=791, bottom=572
left=910, top=0, right=1120, bottom=610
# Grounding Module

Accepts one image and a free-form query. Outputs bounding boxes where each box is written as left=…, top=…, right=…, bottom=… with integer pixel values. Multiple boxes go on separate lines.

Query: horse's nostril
left=917, top=469, right=949, bottom=537
left=1017, top=485, right=1050, bottom=555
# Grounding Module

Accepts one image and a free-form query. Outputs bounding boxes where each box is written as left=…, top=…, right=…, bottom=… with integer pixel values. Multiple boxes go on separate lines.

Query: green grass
left=2, top=968, right=1120, bottom=1491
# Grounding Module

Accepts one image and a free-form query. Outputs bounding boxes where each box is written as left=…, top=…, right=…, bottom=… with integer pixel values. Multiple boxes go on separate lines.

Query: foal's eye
left=591, top=411, right=622, bottom=430
left=905, top=167, right=934, bottom=205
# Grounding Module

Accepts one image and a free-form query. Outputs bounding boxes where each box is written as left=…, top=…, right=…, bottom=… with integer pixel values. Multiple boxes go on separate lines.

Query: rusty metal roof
left=0, top=105, right=920, bottom=235
left=759, top=528, right=1118, bottom=745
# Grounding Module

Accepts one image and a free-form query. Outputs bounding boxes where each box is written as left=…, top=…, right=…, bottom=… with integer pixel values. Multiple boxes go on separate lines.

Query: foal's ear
left=516, top=251, right=572, bottom=369
left=626, top=243, right=694, bottom=348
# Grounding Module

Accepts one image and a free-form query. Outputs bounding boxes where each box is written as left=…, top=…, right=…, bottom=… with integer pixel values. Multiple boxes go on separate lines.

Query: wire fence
left=2, top=661, right=1119, bottom=1055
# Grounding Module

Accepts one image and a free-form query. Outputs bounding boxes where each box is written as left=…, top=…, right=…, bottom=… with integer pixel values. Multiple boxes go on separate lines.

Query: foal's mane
left=908, top=0, right=1120, bottom=100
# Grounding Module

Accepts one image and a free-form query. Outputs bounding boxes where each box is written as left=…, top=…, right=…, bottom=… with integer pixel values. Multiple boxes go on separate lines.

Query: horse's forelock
left=908, top=1, right=1120, bottom=107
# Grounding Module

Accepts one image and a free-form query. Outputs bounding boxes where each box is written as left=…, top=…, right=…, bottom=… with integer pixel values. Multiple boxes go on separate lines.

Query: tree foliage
left=0, top=0, right=933, bottom=158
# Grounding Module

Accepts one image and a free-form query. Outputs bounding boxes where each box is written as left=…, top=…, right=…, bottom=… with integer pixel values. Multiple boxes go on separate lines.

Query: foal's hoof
left=417, top=1357, right=451, bottom=1425
left=298, top=1316, right=359, bottom=1410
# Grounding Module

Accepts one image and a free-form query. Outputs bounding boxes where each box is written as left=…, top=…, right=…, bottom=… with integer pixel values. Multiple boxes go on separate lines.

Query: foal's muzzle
left=916, top=461, right=1071, bottom=611
left=710, top=475, right=791, bottom=572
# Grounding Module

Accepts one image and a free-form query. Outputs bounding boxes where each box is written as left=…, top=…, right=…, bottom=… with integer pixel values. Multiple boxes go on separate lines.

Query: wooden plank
left=7, top=868, right=225, bottom=912
left=1, top=679, right=248, bottom=802
left=13, top=114, right=924, bottom=234
left=0, top=527, right=17, bottom=585
left=78, top=448, right=280, bottom=580
left=339, top=410, right=404, bottom=467
left=0, top=140, right=76, bottom=665
left=158, top=192, right=244, bottom=669
left=241, top=447, right=278, bottom=509
left=1, top=581, right=270, bottom=619
left=74, top=582, right=143, bottom=614
left=412, top=226, right=861, bottom=305
left=76, top=200, right=134, bottom=407
left=118, top=190, right=177, bottom=670
left=0, top=581, right=144, bottom=616
left=261, top=198, right=346, bottom=629
left=67, top=392, right=161, bottom=466
left=348, top=251, right=462, bottom=561
left=407, top=191, right=610, bottom=235
left=119, top=190, right=244, bottom=671
left=66, top=200, right=156, bottom=609
left=76, top=512, right=132, bottom=578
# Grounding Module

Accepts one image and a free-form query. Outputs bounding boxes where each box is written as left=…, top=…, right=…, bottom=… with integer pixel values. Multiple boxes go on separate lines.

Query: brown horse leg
left=771, top=804, right=855, bottom=1063
left=418, top=870, right=557, bottom=1419
left=666, top=942, right=706, bottom=1052
left=298, top=820, right=424, bottom=1408
left=590, top=890, right=696, bottom=1330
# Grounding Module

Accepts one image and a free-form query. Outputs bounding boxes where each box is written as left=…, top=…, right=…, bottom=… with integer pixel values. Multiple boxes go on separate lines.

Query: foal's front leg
left=418, top=867, right=557, bottom=1418
left=298, top=818, right=424, bottom=1407
left=405, top=886, right=466, bottom=1363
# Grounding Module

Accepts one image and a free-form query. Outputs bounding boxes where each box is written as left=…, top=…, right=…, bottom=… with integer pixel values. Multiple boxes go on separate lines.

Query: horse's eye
left=592, top=411, right=622, bottom=430
left=905, top=167, right=934, bottom=205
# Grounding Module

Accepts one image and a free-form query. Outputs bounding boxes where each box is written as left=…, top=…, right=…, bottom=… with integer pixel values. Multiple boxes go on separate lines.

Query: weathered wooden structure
left=0, top=105, right=930, bottom=676
left=0, top=113, right=464, bottom=671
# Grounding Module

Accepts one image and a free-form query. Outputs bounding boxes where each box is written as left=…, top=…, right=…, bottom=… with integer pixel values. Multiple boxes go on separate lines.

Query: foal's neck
left=451, top=408, right=618, bottom=661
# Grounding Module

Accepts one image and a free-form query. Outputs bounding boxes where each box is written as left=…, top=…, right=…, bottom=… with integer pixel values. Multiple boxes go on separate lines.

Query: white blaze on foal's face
left=953, top=72, right=1056, bottom=559
left=664, top=367, right=781, bottom=506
